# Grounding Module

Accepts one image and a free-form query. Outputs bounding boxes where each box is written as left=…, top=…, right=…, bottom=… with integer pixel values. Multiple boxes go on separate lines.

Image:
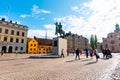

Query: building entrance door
left=2, top=46, right=7, bottom=53
left=8, top=46, right=12, bottom=53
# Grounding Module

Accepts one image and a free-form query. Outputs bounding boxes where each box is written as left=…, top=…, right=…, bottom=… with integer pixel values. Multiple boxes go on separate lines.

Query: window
left=30, top=48, right=32, bottom=50
left=16, top=39, right=19, bottom=43
left=16, top=31, right=19, bottom=36
left=11, top=30, right=14, bottom=35
left=34, top=44, right=36, bottom=46
left=112, top=46, right=114, bottom=51
left=15, top=47, right=18, bottom=50
left=5, top=29, right=8, bottom=34
left=54, top=41, right=58, bottom=47
left=105, top=44, right=108, bottom=48
left=10, top=38, right=13, bottom=42
left=20, top=47, right=23, bottom=50
left=22, top=32, right=25, bottom=36
left=0, top=28, right=2, bottom=33
left=4, top=37, right=7, bottom=41
left=31, top=44, right=32, bottom=46
left=111, top=40, right=115, bottom=44
left=21, top=39, right=24, bottom=43
left=111, top=35, right=113, bottom=38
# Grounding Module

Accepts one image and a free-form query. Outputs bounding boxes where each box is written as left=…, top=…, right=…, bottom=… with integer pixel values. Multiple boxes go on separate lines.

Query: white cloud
left=28, top=0, right=120, bottom=42
left=44, top=24, right=55, bottom=30
left=32, top=5, right=51, bottom=15
left=52, top=0, right=120, bottom=42
left=20, top=14, right=30, bottom=18
left=71, top=6, right=79, bottom=11
left=28, top=29, right=56, bottom=39
left=20, top=4, right=51, bottom=19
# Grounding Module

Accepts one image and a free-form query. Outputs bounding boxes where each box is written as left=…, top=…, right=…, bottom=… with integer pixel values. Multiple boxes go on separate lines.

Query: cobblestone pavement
left=0, top=53, right=119, bottom=80
left=110, top=57, right=120, bottom=80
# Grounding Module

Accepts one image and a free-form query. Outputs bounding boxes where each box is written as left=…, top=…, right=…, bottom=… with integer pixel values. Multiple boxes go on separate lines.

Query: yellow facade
left=27, top=38, right=52, bottom=54
left=27, top=39, right=38, bottom=54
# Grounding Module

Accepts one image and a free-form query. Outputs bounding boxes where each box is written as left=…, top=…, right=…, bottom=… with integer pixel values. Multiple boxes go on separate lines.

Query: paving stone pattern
left=0, top=53, right=119, bottom=80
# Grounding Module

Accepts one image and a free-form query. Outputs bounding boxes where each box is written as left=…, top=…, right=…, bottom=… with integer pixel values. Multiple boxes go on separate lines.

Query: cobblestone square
left=0, top=53, right=119, bottom=80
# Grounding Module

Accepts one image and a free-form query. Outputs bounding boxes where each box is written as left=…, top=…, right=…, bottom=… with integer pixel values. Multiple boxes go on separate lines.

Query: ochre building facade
left=27, top=38, right=52, bottom=54
left=0, top=18, right=28, bottom=53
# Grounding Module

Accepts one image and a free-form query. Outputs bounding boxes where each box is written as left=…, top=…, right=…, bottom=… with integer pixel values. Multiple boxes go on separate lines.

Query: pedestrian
left=72, top=49, right=75, bottom=55
left=107, top=48, right=112, bottom=58
left=1, top=50, right=4, bottom=56
left=80, top=49, right=82, bottom=55
left=75, top=48, right=80, bottom=60
left=89, top=49, right=93, bottom=59
left=105, top=48, right=109, bottom=59
left=61, top=49, right=64, bottom=57
left=102, top=49, right=106, bottom=59
left=66, top=48, right=69, bottom=56
left=94, top=49, right=100, bottom=62
left=16, top=50, right=18, bottom=56
left=85, top=48, right=89, bottom=58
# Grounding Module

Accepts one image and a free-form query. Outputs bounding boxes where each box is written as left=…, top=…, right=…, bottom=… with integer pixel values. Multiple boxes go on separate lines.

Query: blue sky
left=1, top=0, right=120, bottom=42
left=0, top=0, right=86, bottom=29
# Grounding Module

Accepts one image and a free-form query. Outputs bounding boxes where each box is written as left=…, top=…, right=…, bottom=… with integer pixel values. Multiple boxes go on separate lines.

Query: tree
left=94, top=35, right=98, bottom=49
left=90, top=34, right=98, bottom=50
left=90, top=35, right=95, bottom=50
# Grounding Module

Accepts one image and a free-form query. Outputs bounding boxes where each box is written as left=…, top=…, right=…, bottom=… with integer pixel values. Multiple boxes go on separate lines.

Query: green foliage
left=90, top=34, right=98, bottom=50
left=94, top=35, right=98, bottom=48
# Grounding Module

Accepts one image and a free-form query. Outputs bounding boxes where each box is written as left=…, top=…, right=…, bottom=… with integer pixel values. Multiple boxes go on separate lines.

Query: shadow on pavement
left=66, top=60, right=76, bottom=62
left=85, top=61, right=96, bottom=65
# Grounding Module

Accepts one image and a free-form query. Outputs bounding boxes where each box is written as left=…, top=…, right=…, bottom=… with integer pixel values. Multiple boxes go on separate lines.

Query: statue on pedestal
left=55, top=22, right=65, bottom=37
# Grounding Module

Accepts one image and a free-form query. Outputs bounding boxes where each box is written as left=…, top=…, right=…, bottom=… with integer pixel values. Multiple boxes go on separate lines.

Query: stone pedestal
left=52, top=37, right=67, bottom=56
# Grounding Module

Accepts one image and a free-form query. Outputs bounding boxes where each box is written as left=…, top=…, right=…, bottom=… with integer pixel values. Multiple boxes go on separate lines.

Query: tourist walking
left=89, top=49, right=93, bottom=59
left=85, top=48, right=89, bottom=58
left=61, top=49, right=64, bottom=57
left=80, top=49, right=82, bottom=55
left=75, top=48, right=80, bottom=60
left=66, top=48, right=69, bottom=56
left=72, top=49, right=75, bottom=55
left=94, top=49, right=99, bottom=62
left=105, top=48, right=109, bottom=59
left=102, top=49, right=106, bottom=59
left=107, top=48, right=112, bottom=58
left=1, top=50, right=4, bottom=56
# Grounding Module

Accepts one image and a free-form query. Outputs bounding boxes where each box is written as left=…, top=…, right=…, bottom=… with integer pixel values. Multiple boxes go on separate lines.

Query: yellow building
left=27, top=38, right=52, bottom=54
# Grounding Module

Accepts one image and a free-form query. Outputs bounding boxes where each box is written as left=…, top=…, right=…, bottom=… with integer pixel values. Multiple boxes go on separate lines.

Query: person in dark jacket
left=107, top=48, right=112, bottom=58
left=75, top=48, right=80, bottom=60
left=85, top=48, right=89, bottom=58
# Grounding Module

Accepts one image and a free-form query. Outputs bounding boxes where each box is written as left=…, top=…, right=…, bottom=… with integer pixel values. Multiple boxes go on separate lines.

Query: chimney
left=15, top=22, right=17, bottom=24
left=1, top=18, right=5, bottom=21
left=10, top=20, right=12, bottom=23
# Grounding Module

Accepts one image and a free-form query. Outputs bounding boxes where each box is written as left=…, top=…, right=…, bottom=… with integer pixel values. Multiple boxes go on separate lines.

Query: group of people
left=61, top=48, right=112, bottom=62
left=102, top=48, right=112, bottom=59
left=75, top=48, right=100, bottom=62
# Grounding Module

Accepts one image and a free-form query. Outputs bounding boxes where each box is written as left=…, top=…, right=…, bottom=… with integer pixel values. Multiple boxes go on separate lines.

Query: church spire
left=45, top=30, right=47, bottom=39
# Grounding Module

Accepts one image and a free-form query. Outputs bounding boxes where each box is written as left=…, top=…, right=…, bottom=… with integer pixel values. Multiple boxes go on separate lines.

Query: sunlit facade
left=0, top=18, right=28, bottom=53
left=27, top=38, right=52, bottom=54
